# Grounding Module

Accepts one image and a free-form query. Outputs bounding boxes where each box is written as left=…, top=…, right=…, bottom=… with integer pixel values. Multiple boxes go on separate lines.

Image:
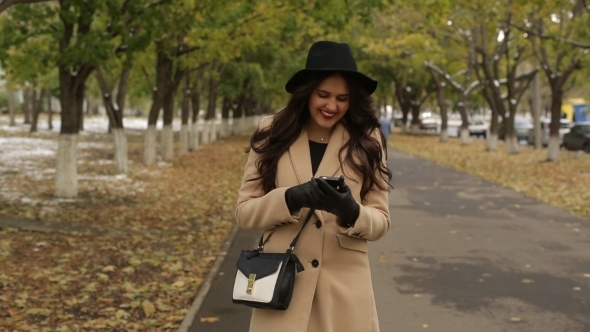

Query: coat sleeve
left=345, top=129, right=391, bottom=241
left=234, top=116, right=301, bottom=231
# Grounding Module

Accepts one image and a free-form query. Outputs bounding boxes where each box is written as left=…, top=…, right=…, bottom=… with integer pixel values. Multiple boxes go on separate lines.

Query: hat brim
left=285, top=69, right=378, bottom=95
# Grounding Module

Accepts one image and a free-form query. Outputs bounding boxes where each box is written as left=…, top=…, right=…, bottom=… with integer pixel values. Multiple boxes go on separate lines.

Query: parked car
left=468, top=120, right=488, bottom=138
left=498, top=117, right=533, bottom=141
left=563, top=122, right=590, bottom=152
left=419, top=117, right=438, bottom=132
left=526, top=118, right=572, bottom=146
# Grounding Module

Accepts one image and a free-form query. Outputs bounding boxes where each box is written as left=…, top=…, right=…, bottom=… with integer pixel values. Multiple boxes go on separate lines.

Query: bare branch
left=511, top=22, right=590, bottom=49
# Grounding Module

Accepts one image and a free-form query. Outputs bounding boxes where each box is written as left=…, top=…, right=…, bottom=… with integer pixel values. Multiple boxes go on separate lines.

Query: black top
left=309, top=140, right=328, bottom=176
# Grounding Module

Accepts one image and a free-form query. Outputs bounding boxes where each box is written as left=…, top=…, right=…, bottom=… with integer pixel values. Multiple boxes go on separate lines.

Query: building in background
left=562, top=98, right=589, bottom=123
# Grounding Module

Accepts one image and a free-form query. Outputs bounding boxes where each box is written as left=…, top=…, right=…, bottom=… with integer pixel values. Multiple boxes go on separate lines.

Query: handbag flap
left=236, top=251, right=290, bottom=280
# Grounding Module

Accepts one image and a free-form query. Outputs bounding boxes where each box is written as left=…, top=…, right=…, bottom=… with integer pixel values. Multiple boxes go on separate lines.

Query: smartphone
left=318, top=176, right=340, bottom=189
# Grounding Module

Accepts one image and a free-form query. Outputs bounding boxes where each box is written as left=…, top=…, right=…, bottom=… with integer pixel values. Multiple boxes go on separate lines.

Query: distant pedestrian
left=235, top=40, right=393, bottom=332
left=379, top=114, right=392, bottom=140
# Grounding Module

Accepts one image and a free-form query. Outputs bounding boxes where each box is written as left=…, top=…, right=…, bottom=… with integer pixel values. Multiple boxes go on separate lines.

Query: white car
left=527, top=118, right=572, bottom=146
left=468, top=120, right=488, bottom=138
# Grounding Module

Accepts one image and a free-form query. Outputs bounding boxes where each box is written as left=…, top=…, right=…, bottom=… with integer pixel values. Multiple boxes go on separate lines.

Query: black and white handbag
left=232, top=209, right=315, bottom=310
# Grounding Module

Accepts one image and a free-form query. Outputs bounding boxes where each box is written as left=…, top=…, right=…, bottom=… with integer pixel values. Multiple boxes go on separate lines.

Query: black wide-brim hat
left=285, top=41, right=378, bottom=95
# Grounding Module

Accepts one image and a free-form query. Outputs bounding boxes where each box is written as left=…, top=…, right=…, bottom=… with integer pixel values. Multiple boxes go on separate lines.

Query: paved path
left=190, top=148, right=590, bottom=332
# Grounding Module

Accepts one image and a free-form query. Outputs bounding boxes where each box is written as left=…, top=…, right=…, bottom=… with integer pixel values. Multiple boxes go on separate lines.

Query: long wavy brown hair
left=247, top=71, right=393, bottom=200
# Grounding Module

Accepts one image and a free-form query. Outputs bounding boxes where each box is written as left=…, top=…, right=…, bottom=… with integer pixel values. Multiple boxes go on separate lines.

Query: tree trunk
left=190, top=89, right=200, bottom=151
left=505, top=112, right=519, bottom=154
left=144, top=52, right=169, bottom=166
left=189, top=66, right=204, bottom=151
left=160, top=67, right=184, bottom=161
left=531, top=74, right=542, bottom=149
left=410, top=104, right=421, bottom=135
left=201, top=121, right=210, bottom=145
left=78, top=98, right=84, bottom=132
left=179, top=75, right=190, bottom=156
left=437, top=89, right=448, bottom=142
left=112, top=128, right=128, bottom=174
left=23, top=86, right=32, bottom=124
left=233, top=94, right=245, bottom=135
left=7, top=87, right=16, bottom=126
left=30, top=87, right=46, bottom=133
left=547, top=86, right=563, bottom=161
left=144, top=125, right=158, bottom=166
left=95, top=67, right=129, bottom=174
left=55, top=134, right=78, bottom=198
left=427, top=67, right=449, bottom=142
left=482, top=87, right=501, bottom=151
left=488, top=132, right=499, bottom=150
left=56, top=67, right=89, bottom=198
left=47, top=90, right=53, bottom=130
left=205, top=70, right=218, bottom=144
left=221, top=96, right=231, bottom=138
left=394, top=83, right=411, bottom=133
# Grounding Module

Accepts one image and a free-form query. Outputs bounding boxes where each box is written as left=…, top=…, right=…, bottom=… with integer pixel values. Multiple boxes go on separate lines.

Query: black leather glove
left=311, top=176, right=360, bottom=228
left=285, top=180, right=320, bottom=213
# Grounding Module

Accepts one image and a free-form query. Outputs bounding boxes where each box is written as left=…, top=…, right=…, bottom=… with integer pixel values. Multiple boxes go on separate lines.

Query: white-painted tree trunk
left=506, top=135, right=519, bottom=154
left=201, top=121, right=210, bottom=145
left=7, top=88, right=16, bottom=127
left=221, top=119, right=230, bottom=138
left=144, top=125, right=157, bottom=166
left=253, top=115, right=263, bottom=128
left=487, top=133, right=498, bottom=151
left=247, top=115, right=257, bottom=133
left=179, top=124, right=189, bottom=156
left=439, top=131, right=448, bottom=142
left=240, top=116, right=248, bottom=134
left=411, top=124, right=420, bottom=134
left=55, top=134, right=78, bottom=198
left=190, top=122, right=200, bottom=151
left=112, top=128, right=128, bottom=174
left=209, top=120, right=217, bottom=143
left=161, top=125, right=174, bottom=161
left=460, top=128, right=470, bottom=145
left=547, top=135, right=560, bottom=161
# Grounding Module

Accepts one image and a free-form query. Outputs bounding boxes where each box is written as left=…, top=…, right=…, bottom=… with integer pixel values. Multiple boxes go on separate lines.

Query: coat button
left=311, top=259, right=319, bottom=268
left=315, top=221, right=322, bottom=228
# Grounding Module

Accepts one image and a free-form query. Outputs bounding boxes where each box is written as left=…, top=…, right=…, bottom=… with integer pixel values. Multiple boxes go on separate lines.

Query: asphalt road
left=189, top=147, right=590, bottom=332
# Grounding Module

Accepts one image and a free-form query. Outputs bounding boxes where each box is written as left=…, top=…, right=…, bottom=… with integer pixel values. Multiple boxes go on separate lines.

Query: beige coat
left=235, top=116, right=390, bottom=332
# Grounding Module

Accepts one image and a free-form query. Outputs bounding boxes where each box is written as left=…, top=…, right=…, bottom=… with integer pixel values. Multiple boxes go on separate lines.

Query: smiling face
left=307, top=74, right=350, bottom=132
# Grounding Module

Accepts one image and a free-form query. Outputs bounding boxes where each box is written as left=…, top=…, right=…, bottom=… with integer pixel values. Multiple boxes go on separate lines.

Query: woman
left=235, top=41, right=392, bottom=332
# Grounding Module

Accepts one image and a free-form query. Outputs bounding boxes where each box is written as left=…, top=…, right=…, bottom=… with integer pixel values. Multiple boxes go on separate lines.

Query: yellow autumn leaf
left=172, top=279, right=186, bottom=288
left=142, top=300, right=156, bottom=316
left=102, top=265, right=116, bottom=272
left=115, top=309, right=129, bottom=320
left=200, top=316, right=220, bottom=323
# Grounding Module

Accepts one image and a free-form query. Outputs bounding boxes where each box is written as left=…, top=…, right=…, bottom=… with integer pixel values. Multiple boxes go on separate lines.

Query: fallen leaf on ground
left=200, top=317, right=220, bottom=323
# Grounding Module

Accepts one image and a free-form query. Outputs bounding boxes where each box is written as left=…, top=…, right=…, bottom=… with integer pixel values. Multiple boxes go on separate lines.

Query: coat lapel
left=287, top=123, right=349, bottom=222
left=314, top=123, right=346, bottom=178
left=288, top=123, right=348, bottom=184
left=288, top=126, right=313, bottom=184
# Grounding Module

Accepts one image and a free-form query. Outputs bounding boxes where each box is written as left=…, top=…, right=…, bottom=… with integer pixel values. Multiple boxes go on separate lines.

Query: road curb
left=177, top=223, right=240, bottom=332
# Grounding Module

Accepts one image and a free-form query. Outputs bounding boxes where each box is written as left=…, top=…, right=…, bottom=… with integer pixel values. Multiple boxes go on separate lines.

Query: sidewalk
left=188, top=147, right=590, bottom=332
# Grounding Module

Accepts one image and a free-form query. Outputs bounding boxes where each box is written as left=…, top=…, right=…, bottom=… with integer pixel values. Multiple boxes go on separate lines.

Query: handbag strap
left=257, top=208, right=316, bottom=253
